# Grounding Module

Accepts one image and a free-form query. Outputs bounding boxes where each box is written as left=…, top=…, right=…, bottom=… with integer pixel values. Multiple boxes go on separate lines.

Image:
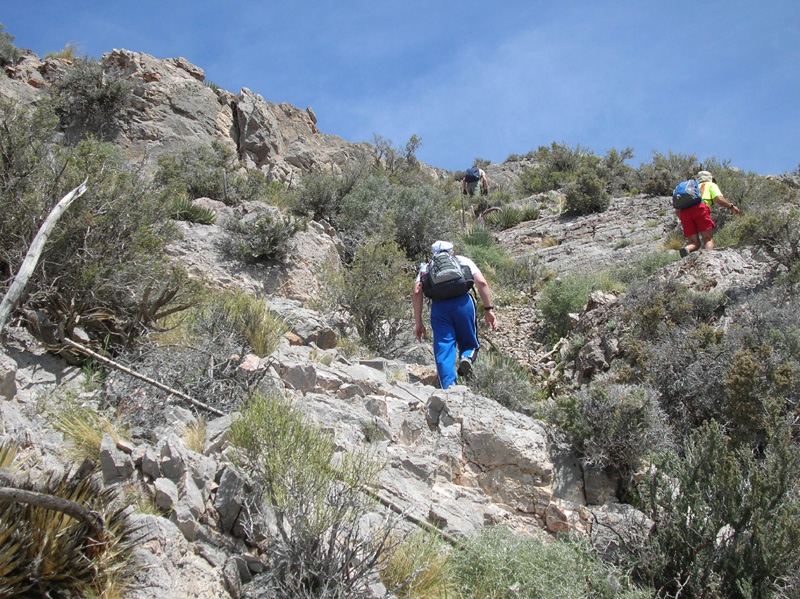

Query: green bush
left=450, top=526, right=650, bottom=599
left=517, top=142, right=634, bottom=203
left=600, top=147, right=637, bottom=196
left=332, top=172, right=457, bottom=262
left=0, top=101, right=187, bottom=347
left=718, top=173, right=800, bottom=268
left=50, top=57, right=133, bottom=140
left=0, top=23, right=23, bottom=67
left=155, top=141, right=279, bottom=206
left=630, top=420, right=800, bottom=599
left=639, top=150, right=699, bottom=197
left=538, top=271, right=622, bottom=344
left=547, top=382, right=673, bottom=475
left=327, top=238, right=412, bottom=353
left=229, top=391, right=393, bottom=599
left=222, top=211, right=305, bottom=262
left=289, top=166, right=363, bottom=223
left=471, top=351, right=536, bottom=411
left=563, top=167, right=610, bottom=215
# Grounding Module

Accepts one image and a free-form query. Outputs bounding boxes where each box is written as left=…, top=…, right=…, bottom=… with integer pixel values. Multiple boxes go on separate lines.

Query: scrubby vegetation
left=229, top=392, right=395, bottom=599
left=3, top=28, right=800, bottom=599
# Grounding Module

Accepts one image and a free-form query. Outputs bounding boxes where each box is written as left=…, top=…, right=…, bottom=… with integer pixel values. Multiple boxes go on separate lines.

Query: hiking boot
left=679, top=247, right=689, bottom=258
left=458, top=356, right=474, bottom=380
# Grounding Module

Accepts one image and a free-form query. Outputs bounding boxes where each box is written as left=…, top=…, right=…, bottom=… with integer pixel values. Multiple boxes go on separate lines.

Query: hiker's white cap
left=431, top=240, right=453, bottom=254
left=696, top=171, right=713, bottom=183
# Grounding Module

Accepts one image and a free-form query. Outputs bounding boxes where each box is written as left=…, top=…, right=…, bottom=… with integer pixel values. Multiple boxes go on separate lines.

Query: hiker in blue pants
left=413, top=240, right=498, bottom=389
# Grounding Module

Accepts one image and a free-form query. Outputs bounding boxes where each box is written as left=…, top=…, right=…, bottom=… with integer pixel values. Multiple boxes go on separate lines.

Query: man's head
left=696, top=170, right=713, bottom=183
left=431, top=240, right=454, bottom=254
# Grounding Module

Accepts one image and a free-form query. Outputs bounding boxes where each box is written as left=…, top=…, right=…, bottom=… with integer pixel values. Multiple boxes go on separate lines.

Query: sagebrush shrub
left=155, top=141, right=280, bottom=206
left=50, top=57, right=133, bottom=140
left=0, top=23, right=22, bottom=66
left=450, top=526, right=649, bottom=599
left=289, top=166, right=362, bottom=223
left=229, top=392, right=395, bottom=599
left=326, top=238, right=412, bottom=353
left=630, top=420, right=800, bottom=599
left=223, top=211, right=304, bottom=262
left=638, top=150, right=699, bottom=197
left=563, top=167, right=610, bottom=215
left=471, top=351, right=535, bottom=411
left=546, top=382, right=673, bottom=474
left=1, top=101, right=188, bottom=347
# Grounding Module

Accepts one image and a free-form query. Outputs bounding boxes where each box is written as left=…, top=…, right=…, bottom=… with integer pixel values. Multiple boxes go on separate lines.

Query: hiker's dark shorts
left=679, top=202, right=715, bottom=237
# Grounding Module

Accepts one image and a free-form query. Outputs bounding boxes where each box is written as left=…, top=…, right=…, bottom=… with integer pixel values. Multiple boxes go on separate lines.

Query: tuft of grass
left=381, top=531, right=455, bottom=599
left=48, top=400, right=129, bottom=463
left=44, top=42, right=79, bottom=60
left=484, top=206, right=523, bottom=230
left=181, top=418, right=207, bottom=454
left=541, top=236, right=559, bottom=248
left=121, top=483, right=160, bottom=516
left=662, top=229, right=685, bottom=251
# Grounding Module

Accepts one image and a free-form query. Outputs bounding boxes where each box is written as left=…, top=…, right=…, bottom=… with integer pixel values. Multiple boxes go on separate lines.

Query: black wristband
left=484, top=306, right=494, bottom=311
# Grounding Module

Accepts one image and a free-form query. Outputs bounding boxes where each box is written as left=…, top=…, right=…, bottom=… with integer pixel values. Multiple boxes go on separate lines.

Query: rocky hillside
left=2, top=47, right=799, bottom=599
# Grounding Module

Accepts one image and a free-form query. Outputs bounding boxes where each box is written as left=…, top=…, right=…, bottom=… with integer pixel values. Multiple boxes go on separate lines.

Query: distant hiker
left=462, top=166, right=489, bottom=197
left=675, top=170, right=739, bottom=257
left=413, top=240, right=498, bottom=389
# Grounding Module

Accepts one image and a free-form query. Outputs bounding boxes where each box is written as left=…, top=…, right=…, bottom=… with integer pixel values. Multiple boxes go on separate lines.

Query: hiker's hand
left=481, top=188, right=488, bottom=196
left=485, top=310, right=498, bottom=331
left=730, top=205, right=740, bottom=215
left=415, top=322, right=427, bottom=341
left=462, top=190, right=467, bottom=196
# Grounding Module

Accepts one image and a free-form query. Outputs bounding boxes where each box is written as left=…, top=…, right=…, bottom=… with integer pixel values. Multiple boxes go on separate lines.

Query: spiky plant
left=0, top=467, right=135, bottom=597
left=170, top=196, right=217, bottom=225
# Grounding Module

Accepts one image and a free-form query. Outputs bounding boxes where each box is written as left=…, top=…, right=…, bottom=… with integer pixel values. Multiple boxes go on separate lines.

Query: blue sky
left=3, top=1, right=799, bottom=175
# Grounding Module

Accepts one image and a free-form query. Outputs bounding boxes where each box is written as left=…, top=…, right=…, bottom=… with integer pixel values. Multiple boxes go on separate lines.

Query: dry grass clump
left=47, top=399, right=129, bottom=463
left=381, top=531, right=455, bottom=599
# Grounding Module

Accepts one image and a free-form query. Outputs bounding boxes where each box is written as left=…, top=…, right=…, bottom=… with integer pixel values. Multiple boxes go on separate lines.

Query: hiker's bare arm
left=714, top=194, right=740, bottom=214
left=473, top=272, right=498, bottom=331
left=413, top=281, right=427, bottom=341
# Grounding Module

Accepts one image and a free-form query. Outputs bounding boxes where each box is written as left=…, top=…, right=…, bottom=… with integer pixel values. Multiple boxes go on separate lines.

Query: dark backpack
left=464, top=167, right=481, bottom=183
left=421, top=252, right=474, bottom=300
left=672, top=179, right=703, bottom=209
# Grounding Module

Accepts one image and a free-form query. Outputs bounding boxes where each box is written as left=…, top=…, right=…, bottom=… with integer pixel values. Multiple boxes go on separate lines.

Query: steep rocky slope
left=0, top=48, right=790, bottom=598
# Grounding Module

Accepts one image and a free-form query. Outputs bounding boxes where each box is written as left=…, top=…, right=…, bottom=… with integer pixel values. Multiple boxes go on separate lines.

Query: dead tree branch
left=0, top=486, right=106, bottom=539
left=62, top=338, right=225, bottom=417
left=0, top=179, right=88, bottom=336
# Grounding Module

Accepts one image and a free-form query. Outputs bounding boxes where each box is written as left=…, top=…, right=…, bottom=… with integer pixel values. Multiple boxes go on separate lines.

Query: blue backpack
left=464, top=167, right=481, bottom=183
left=672, top=179, right=703, bottom=209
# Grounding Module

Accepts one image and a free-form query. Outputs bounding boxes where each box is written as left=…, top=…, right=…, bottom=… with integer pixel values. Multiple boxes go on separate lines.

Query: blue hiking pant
left=430, top=294, right=479, bottom=389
